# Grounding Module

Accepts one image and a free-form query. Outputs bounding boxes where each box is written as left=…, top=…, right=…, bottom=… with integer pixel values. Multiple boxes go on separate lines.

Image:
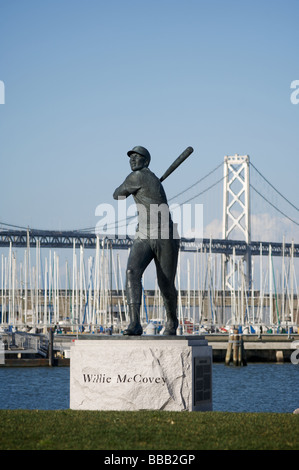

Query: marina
left=0, top=235, right=298, bottom=334
left=0, top=230, right=298, bottom=367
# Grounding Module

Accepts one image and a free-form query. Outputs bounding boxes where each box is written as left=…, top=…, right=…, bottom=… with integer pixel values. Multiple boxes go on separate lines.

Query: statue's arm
left=113, top=172, right=141, bottom=200
left=113, top=182, right=130, bottom=199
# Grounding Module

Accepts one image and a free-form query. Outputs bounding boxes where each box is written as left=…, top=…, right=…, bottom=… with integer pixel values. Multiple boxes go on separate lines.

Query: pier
left=1, top=329, right=298, bottom=366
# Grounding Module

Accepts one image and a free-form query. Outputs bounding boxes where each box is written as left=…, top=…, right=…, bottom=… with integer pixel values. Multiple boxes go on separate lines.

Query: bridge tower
left=222, top=154, right=251, bottom=292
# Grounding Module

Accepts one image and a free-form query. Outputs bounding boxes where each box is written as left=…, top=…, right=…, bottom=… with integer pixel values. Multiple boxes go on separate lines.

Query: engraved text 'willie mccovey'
left=83, top=373, right=166, bottom=385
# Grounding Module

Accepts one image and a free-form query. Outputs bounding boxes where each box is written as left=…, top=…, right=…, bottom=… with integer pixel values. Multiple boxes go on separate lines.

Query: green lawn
left=0, top=410, right=298, bottom=450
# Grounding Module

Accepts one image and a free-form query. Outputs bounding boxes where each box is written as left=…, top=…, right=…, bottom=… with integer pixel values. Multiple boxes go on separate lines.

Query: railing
left=5, top=332, right=49, bottom=356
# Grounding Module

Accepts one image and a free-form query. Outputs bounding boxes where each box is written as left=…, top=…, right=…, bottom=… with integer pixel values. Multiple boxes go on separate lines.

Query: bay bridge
left=0, top=228, right=298, bottom=256
left=0, top=154, right=298, bottom=333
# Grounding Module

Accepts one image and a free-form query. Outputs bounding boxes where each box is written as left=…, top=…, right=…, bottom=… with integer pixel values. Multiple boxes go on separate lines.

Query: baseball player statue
left=113, top=145, right=181, bottom=336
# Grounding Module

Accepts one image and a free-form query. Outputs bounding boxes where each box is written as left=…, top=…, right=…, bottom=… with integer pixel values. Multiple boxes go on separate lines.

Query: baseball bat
left=160, top=146, right=194, bottom=182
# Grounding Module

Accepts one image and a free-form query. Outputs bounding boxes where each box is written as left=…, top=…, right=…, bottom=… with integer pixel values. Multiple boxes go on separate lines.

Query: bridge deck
left=0, top=229, right=298, bottom=256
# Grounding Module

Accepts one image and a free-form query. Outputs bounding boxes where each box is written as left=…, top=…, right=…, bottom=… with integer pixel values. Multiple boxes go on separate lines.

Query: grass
left=0, top=410, right=298, bottom=450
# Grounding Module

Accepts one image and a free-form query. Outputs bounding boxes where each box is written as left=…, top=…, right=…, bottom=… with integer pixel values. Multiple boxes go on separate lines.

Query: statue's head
left=127, top=146, right=151, bottom=171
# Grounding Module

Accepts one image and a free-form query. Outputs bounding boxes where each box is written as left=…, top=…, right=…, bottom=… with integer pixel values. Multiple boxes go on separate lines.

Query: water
left=213, top=363, right=299, bottom=413
left=0, top=367, right=70, bottom=410
left=0, top=364, right=298, bottom=412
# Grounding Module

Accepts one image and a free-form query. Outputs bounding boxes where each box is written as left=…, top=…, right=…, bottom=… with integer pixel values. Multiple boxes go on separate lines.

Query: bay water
left=0, top=363, right=298, bottom=413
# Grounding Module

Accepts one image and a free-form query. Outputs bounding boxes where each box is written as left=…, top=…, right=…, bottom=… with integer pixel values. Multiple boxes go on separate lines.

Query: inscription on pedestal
left=82, top=372, right=167, bottom=385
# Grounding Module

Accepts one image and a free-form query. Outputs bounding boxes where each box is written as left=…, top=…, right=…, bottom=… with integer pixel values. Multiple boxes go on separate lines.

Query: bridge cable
left=250, top=184, right=299, bottom=226
left=250, top=162, right=299, bottom=212
left=0, top=221, right=30, bottom=230
left=168, top=161, right=223, bottom=202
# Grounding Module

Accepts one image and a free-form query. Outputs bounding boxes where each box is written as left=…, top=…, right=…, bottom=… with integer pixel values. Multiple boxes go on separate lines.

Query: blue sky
left=0, top=0, right=298, bottom=242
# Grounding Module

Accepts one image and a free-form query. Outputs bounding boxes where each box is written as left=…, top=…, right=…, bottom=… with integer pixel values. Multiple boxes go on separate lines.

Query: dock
left=205, top=333, right=299, bottom=363
left=1, top=331, right=298, bottom=366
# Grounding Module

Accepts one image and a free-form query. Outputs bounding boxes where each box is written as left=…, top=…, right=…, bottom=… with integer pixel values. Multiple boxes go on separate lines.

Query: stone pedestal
left=70, top=336, right=212, bottom=412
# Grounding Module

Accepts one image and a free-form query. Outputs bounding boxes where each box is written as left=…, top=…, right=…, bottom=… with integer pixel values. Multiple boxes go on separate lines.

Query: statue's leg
left=154, top=239, right=179, bottom=335
left=123, top=303, right=143, bottom=336
left=124, top=238, right=153, bottom=336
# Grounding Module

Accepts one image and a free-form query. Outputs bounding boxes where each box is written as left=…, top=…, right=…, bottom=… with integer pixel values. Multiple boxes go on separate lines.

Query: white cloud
left=251, top=213, right=299, bottom=243
left=203, top=213, right=299, bottom=243
left=204, top=218, right=222, bottom=239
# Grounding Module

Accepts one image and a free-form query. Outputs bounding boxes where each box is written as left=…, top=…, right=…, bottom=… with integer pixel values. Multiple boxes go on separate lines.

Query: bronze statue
left=113, top=146, right=181, bottom=336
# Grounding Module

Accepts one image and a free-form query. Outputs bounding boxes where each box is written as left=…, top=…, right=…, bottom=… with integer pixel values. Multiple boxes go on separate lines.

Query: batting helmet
left=127, top=146, right=151, bottom=165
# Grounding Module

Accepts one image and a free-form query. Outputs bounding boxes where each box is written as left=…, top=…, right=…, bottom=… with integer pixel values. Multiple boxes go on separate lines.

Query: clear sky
left=1, top=0, right=298, bottom=242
